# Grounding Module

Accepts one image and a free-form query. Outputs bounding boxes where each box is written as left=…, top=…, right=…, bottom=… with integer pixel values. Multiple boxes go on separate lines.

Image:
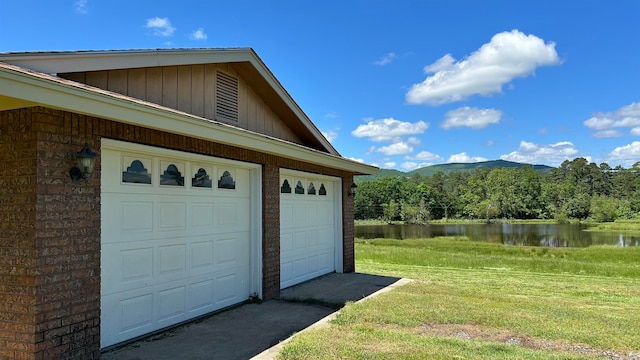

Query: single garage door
left=100, top=139, right=261, bottom=348
left=280, top=170, right=342, bottom=289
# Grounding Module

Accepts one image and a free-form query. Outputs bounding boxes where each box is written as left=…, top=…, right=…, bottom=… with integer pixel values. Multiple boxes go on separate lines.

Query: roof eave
left=0, top=62, right=378, bottom=175
left=0, top=48, right=339, bottom=156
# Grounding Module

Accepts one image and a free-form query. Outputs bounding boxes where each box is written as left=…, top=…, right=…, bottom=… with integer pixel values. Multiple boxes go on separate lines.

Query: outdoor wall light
left=70, top=143, right=97, bottom=184
left=348, top=183, right=357, bottom=197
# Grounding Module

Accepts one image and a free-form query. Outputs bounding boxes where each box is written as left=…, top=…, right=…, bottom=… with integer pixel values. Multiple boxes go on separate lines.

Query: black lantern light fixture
left=70, top=142, right=97, bottom=184
left=348, top=182, right=357, bottom=197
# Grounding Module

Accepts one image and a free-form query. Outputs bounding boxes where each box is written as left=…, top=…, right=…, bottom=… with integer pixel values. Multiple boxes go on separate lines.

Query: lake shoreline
left=355, top=222, right=640, bottom=247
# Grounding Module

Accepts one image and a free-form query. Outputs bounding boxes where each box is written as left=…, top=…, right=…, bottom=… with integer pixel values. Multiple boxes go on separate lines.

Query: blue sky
left=2, top=1, right=640, bottom=170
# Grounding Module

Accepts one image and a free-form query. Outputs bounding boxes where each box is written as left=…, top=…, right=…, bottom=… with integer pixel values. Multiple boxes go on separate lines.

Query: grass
left=278, top=237, right=640, bottom=359
left=585, top=219, right=640, bottom=234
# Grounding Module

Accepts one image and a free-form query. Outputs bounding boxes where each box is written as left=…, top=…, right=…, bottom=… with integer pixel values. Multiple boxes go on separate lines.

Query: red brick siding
left=0, top=106, right=357, bottom=359
left=261, top=164, right=280, bottom=299
left=342, top=175, right=355, bottom=273
left=0, top=109, right=38, bottom=360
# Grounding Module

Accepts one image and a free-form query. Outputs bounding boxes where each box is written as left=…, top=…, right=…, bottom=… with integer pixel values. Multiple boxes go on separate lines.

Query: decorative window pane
left=218, top=170, right=236, bottom=189
left=192, top=168, right=212, bottom=188
left=319, top=184, right=327, bottom=196
left=160, top=164, right=184, bottom=186
left=281, top=179, right=292, bottom=193
left=295, top=181, right=305, bottom=194
left=308, top=182, right=316, bottom=195
left=123, top=160, right=152, bottom=184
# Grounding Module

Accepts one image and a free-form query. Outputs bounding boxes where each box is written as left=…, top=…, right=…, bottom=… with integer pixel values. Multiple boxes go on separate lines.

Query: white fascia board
left=0, top=65, right=378, bottom=175
left=0, top=48, right=253, bottom=73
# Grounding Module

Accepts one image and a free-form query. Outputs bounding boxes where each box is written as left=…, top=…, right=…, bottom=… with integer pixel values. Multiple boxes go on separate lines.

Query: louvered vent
left=215, top=71, right=239, bottom=123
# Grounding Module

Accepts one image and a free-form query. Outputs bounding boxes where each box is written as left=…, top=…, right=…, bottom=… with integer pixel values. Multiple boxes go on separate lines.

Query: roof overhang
left=0, top=48, right=338, bottom=156
left=0, top=61, right=377, bottom=175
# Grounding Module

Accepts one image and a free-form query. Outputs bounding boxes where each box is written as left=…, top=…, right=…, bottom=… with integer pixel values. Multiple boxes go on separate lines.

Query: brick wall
left=0, top=109, right=38, bottom=360
left=0, top=106, right=357, bottom=359
left=261, top=164, right=280, bottom=299
left=342, top=175, right=355, bottom=273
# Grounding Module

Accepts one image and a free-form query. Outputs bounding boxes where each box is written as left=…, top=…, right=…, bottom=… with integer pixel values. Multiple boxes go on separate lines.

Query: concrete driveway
left=101, top=273, right=407, bottom=360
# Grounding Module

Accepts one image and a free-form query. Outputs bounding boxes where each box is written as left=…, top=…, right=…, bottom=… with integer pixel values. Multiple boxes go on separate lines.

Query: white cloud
left=484, top=140, right=495, bottom=147
left=321, top=130, right=338, bottom=142
left=592, top=129, right=623, bottom=138
left=607, top=141, right=640, bottom=166
left=189, top=28, right=208, bottom=40
left=401, top=161, right=436, bottom=171
left=383, top=162, right=397, bottom=169
left=376, top=142, right=414, bottom=155
left=74, top=0, right=88, bottom=14
left=405, top=151, right=443, bottom=162
left=583, top=103, right=640, bottom=136
left=348, top=157, right=365, bottom=163
left=351, top=118, right=428, bottom=142
left=146, top=17, right=176, bottom=37
left=374, top=52, right=397, bottom=66
left=440, top=107, right=502, bottom=129
left=325, top=112, right=338, bottom=119
left=406, top=136, right=421, bottom=145
left=406, top=30, right=561, bottom=105
left=500, top=140, right=579, bottom=166
left=447, top=152, right=488, bottom=163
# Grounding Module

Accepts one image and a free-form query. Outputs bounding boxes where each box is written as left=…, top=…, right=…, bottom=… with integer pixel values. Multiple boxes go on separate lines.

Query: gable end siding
left=58, top=65, right=302, bottom=145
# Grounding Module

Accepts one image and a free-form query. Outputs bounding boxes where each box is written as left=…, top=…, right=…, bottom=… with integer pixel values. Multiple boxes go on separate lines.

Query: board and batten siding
left=60, top=64, right=301, bottom=145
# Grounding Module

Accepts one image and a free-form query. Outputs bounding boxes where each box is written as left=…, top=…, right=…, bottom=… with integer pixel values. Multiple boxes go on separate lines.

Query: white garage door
left=100, top=139, right=261, bottom=348
left=280, top=170, right=342, bottom=289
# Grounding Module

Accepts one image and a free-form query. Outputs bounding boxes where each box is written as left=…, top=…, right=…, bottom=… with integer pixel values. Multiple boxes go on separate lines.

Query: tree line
left=354, top=157, right=640, bottom=223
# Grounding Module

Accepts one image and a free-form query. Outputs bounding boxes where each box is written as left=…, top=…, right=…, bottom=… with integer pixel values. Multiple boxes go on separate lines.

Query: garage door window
left=218, top=170, right=236, bottom=189
left=160, top=164, right=184, bottom=186
left=281, top=179, right=292, bottom=193
left=192, top=168, right=212, bottom=188
left=122, top=158, right=152, bottom=184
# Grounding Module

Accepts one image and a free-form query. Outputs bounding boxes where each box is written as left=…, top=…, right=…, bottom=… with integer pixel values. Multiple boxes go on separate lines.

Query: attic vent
left=215, top=71, right=239, bottom=123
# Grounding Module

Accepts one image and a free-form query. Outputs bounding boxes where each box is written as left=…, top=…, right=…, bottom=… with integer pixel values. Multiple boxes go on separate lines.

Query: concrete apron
left=100, top=273, right=411, bottom=360
left=253, top=274, right=412, bottom=360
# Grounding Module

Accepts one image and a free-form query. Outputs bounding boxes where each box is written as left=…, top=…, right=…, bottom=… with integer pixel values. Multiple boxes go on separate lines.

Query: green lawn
left=585, top=219, right=640, bottom=235
left=278, top=238, right=640, bottom=359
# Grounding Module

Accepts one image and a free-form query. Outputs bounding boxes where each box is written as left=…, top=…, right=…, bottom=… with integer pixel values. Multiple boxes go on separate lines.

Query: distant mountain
left=355, top=160, right=554, bottom=183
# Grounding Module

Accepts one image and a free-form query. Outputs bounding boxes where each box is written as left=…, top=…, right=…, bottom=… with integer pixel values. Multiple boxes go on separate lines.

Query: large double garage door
left=100, top=140, right=261, bottom=348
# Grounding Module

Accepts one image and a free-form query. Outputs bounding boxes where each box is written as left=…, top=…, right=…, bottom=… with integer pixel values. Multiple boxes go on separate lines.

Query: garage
left=100, top=139, right=262, bottom=348
left=279, top=170, right=342, bottom=289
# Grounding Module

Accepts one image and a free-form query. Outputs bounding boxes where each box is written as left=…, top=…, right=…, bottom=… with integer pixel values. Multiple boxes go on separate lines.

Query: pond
left=355, top=223, right=640, bottom=248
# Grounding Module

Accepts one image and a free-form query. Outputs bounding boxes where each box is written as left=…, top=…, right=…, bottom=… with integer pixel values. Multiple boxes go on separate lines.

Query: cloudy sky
left=2, top=1, right=640, bottom=170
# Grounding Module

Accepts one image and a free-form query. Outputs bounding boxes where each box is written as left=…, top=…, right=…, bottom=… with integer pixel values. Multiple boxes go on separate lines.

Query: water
left=355, top=223, right=640, bottom=248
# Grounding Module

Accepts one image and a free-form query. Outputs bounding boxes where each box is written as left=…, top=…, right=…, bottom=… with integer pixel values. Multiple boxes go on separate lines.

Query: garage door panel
left=157, top=286, right=186, bottom=324
left=102, top=142, right=257, bottom=348
left=158, top=202, right=187, bottom=232
left=189, top=279, right=214, bottom=312
left=306, top=230, right=318, bottom=248
left=189, top=203, right=215, bottom=229
left=158, top=244, right=186, bottom=275
left=190, top=240, right=214, bottom=268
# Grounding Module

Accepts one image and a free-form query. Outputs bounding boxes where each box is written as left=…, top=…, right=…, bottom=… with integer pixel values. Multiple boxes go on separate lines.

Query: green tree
left=381, top=199, right=400, bottom=223
left=590, top=195, right=620, bottom=222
